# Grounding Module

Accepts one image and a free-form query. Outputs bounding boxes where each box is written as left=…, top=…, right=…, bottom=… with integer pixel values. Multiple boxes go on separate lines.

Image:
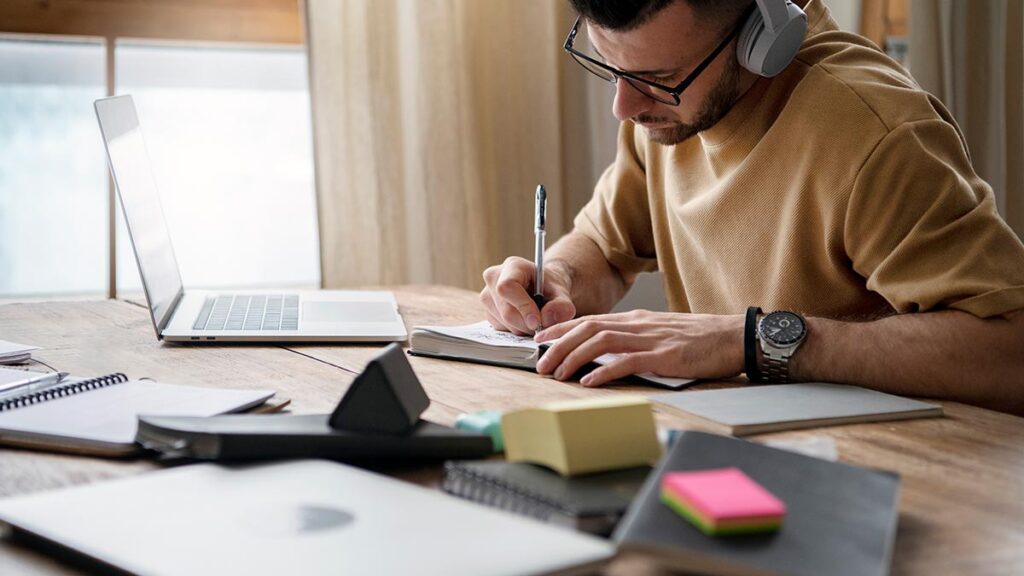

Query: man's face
left=587, top=1, right=748, bottom=145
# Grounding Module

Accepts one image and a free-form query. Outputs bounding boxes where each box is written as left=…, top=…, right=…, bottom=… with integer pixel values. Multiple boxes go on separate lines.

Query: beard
left=634, top=57, right=741, bottom=146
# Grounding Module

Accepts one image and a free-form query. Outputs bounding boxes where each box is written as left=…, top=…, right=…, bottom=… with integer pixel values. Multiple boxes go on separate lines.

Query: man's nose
left=612, top=80, right=655, bottom=122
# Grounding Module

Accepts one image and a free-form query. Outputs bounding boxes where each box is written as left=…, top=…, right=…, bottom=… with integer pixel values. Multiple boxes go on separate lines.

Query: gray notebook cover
left=613, top=431, right=901, bottom=576
left=651, top=383, right=942, bottom=435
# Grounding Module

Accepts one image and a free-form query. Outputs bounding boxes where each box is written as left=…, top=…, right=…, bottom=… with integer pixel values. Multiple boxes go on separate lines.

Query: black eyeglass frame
left=562, top=3, right=756, bottom=106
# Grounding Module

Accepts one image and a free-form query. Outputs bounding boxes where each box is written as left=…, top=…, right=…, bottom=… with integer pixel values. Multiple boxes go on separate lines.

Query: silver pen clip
left=533, top=185, right=547, bottom=312
left=535, top=185, right=547, bottom=232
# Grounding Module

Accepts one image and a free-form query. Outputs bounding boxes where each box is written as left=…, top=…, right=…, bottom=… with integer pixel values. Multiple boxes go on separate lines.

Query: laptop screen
left=95, top=95, right=183, bottom=335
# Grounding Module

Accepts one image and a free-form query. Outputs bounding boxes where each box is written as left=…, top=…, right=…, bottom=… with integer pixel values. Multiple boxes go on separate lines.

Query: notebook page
left=0, top=379, right=273, bottom=445
left=416, top=322, right=540, bottom=350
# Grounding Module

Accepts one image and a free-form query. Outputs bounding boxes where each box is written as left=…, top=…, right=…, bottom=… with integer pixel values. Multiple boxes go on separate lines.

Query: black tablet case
left=137, top=414, right=492, bottom=461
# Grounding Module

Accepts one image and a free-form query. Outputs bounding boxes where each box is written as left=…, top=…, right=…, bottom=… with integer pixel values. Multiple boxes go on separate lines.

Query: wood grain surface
left=0, top=0, right=303, bottom=45
left=1, top=286, right=1022, bottom=575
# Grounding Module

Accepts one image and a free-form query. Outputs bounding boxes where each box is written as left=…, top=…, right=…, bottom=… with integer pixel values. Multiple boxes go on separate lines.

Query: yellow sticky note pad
left=501, top=396, right=661, bottom=476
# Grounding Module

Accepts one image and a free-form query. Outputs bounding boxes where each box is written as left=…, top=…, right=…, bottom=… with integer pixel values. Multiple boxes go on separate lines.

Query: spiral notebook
left=442, top=460, right=652, bottom=535
left=0, top=372, right=275, bottom=456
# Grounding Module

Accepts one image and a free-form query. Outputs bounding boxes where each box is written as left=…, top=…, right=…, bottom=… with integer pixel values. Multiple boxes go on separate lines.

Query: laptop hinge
left=155, top=288, right=185, bottom=339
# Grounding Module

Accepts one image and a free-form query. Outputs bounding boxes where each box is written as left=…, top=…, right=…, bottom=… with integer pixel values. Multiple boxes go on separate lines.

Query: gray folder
left=651, top=383, right=942, bottom=435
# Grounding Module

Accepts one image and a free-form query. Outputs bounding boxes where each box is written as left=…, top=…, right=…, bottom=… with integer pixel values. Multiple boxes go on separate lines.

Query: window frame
left=0, top=0, right=304, bottom=299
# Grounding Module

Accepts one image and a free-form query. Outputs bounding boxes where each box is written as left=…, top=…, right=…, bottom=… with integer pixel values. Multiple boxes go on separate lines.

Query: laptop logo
left=237, top=504, right=356, bottom=536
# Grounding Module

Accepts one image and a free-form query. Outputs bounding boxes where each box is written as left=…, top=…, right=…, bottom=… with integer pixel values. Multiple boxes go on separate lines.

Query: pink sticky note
left=661, top=467, right=786, bottom=522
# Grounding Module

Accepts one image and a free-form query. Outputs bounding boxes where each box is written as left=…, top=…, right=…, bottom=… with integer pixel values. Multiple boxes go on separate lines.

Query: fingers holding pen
left=481, top=257, right=543, bottom=334
left=494, top=258, right=543, bottom=332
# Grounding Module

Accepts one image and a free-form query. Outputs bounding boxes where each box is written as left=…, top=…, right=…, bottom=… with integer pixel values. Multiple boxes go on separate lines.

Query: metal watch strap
left=757, top=310, right=807, bottom=384
left=761, top=351, right=790, bottom=383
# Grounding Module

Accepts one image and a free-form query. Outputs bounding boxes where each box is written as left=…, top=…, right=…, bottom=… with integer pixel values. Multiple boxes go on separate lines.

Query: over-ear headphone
left=737, top=0, right=807, bottom=77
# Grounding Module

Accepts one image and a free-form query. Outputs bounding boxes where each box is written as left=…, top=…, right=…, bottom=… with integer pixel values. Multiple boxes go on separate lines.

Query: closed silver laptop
left=95, top=95, right=407, bottom=342
left=0, top=460, right=614, bottom=575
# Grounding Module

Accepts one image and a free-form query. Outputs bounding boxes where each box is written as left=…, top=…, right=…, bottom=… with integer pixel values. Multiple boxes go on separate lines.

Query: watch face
left=759, top=311, right=806, bottom=346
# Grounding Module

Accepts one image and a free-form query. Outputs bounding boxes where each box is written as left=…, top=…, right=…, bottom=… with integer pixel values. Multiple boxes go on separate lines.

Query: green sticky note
left=455, top=410, right=504, bottom=453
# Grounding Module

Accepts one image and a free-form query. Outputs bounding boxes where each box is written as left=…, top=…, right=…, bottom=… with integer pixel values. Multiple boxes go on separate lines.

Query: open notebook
left=409, top=322, right=695, bottom=390
left=0, top=372, right=276, bottom=456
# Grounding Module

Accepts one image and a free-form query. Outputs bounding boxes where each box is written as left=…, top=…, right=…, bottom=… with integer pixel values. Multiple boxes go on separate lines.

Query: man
left=480, top=0, right=1024, bottom=414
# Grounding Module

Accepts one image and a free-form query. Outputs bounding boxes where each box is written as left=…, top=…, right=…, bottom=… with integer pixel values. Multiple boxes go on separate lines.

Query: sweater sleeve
left=573, top=122, right=660, bottom=275
left=845, top=119, right=1024, bottom=318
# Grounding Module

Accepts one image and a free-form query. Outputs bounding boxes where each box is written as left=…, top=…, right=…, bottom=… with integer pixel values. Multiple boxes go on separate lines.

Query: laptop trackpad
left=302, top=302, right=397, bottom=323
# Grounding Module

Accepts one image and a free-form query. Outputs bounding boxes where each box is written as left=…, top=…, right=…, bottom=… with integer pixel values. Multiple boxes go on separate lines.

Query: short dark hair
left=568, top=0, right=674, bottom=31
left=569, top=0, right=749, bottom=31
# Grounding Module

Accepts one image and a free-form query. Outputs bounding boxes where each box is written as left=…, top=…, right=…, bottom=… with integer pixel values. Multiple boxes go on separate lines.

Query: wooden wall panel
left=860, top=0, right=908, bottom=49
left=0, top=0, right=302, bottom=44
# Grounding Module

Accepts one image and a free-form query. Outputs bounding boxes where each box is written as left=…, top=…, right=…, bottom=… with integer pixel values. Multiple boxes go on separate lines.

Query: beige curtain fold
left=305, top=0, right=613, bottom=290
left=910, top=0, right=1024, bottom=239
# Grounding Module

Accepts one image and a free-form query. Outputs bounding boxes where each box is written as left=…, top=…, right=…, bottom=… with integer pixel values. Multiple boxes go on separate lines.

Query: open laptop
left=0, top=460, right=614, bottom=575
left=94, top=95, right=407, bottom=343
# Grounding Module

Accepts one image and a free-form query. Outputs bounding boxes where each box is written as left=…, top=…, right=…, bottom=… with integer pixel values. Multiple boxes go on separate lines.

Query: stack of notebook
left=0, top=371, right=278, bottom=456
left=0, top=340, right=38, bottom=365
left=442, top=460, right=652, bottom=536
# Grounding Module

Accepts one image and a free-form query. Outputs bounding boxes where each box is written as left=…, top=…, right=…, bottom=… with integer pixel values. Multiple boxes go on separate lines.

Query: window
left=0, top=39, right=108, bottom=298
left=0, top=0, right=312, bottom=300
left=114, top=43, right=319, bottom=294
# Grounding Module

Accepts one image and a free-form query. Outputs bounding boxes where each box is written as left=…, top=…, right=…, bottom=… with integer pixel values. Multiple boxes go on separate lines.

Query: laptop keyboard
left=192, top=295, right=299, bottom=331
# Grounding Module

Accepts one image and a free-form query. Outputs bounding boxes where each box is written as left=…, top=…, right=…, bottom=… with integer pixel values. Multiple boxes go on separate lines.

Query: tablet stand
left=328, top=343, right=430, bottom=435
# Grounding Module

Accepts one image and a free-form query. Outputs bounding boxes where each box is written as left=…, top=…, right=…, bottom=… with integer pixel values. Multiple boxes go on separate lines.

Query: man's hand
left=480, top=257, right=576, bottom=335
left=534, top=310, right=745, bottom=387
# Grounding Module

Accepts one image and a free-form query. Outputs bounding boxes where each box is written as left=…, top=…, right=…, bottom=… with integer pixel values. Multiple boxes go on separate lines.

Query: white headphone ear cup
left=736, top=1, right=807, bottom=77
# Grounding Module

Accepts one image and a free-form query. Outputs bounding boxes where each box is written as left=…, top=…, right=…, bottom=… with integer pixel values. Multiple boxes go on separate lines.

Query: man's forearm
left=792, top=309, right=1024, bottom=415
left=546, top=232, right=634, bottom=316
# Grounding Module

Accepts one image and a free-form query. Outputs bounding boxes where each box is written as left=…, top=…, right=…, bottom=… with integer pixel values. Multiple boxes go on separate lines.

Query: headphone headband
left=755, top=0, right=793, bottom=33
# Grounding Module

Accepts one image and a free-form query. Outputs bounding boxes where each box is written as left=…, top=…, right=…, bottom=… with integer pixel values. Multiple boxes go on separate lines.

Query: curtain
left=909, top=0, right=1024, bottom=239
left=305, top=0, right=615, bottom=289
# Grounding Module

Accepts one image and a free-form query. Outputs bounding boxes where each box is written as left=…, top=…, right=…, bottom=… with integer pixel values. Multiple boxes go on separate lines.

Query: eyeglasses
left=563, top=4, right=755, bottom=106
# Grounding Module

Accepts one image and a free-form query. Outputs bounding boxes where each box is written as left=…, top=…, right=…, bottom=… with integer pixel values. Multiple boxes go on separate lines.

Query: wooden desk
left=1, top=286, right=1022, bottom=575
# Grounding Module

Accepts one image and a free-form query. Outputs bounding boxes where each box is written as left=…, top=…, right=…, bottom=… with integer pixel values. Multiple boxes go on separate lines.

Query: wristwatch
left=756, top=310, right=807, bottom=383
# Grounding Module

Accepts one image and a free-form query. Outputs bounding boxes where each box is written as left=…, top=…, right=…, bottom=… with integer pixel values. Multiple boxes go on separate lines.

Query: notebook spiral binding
left=0, top=373, right=128, bottom=413
left=441, top=462, right=570, bottom=522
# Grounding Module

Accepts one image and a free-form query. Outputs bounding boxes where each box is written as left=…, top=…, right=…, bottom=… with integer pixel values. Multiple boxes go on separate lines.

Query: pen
left=0, top=371, right=69, bottom=400
left=533, top=185, right=547, bottom=311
